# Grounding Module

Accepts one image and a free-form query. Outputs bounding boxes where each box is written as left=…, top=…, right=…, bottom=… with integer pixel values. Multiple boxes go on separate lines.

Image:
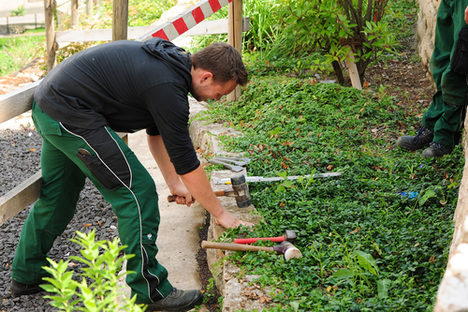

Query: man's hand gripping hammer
left=167, top=174, right=251, bottom=208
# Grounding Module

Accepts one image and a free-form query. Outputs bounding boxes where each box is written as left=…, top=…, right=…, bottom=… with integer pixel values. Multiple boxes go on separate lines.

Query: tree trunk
left=332, top=61, right=345, bottom=85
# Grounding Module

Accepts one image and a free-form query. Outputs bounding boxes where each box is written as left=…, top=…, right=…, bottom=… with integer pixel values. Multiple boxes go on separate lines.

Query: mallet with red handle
left=201, top=240, right=302, bottom=261
left=233, top=230, right=296, bottom=244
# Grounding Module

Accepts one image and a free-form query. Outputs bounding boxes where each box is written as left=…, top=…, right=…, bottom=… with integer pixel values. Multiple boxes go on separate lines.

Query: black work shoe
left=421, top=142, right=453, bottom=158
left=10, top=280, right=42, bottom=297
left=397, top=127, right=433, bottom=151
left=145, top=288, right=203, bottom=312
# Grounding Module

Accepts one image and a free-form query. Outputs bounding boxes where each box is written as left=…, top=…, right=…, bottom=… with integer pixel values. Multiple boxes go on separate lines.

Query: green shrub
left=11, top=6, right=26, bottom=17
left=41, top=230, right=146, bottom=312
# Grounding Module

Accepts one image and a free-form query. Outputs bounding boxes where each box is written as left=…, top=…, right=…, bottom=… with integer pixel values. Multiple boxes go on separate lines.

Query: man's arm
left=147, top=134, right=194, bottom=205
left=179, top=166, right=249, bottom=228
left=147, top=134, right=251, bottom=228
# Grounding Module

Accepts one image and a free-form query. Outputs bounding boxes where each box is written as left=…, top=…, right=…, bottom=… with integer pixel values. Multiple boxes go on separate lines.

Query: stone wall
left=419, top=0, right=468, bottom=310
left=434, top=113, right=468, bottom=311
left=417, top=0, right=439, bottom=73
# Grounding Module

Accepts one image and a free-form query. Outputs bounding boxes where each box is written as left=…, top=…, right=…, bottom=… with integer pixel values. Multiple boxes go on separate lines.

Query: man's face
left=191, top=72, right=237, bottom=102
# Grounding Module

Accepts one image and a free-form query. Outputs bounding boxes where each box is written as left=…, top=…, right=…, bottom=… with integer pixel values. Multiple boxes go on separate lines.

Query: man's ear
left=200, top=71, right=213, bottom=83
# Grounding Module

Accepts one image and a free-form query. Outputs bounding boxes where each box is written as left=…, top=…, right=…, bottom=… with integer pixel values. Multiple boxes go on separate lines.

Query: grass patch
left=200, top=78, right=462, bottom=311
left=0, top=33, right=45, bottom=76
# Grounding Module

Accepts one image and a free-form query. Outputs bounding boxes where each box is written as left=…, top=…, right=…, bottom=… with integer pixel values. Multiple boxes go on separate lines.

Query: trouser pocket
left=77, top=148, right=122, bottom=190
left=451, top=26, right=468, bottom=74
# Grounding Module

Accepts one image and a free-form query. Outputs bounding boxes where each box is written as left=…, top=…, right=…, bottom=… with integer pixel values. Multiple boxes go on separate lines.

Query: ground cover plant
left=200, top=78, right=463, bottom=311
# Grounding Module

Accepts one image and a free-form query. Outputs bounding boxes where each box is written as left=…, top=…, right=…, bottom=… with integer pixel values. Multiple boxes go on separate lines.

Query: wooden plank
left=0, top=14, right=45, bottom=25
left=345, top=46, right=362, bottom=90
left=183, top=17, right=249, bottom=36
left=0, top=171, right=42, bottom=227
left=0, top=81, right=39, bottom=124
left=56, top=18, right=249, bottom=44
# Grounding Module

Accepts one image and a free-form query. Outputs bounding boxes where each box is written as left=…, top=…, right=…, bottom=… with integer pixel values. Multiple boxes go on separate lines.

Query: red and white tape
left=139, top=0, right=232, bottom=41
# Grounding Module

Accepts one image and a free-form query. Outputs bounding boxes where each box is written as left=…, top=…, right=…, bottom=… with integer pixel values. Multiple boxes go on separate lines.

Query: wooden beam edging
left=0, top=171, right=42, bottom=227
left=0, top=80, right=39, bottom=124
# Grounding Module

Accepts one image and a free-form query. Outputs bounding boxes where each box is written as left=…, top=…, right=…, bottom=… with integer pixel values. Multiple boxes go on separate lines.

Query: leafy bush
left=248, top=0, right=395, bottom=83
left=11, top=6, right=26, bottom=17
left=41, top=230, right=146, bottom=312
left=201, top=78, right=463, bottom=311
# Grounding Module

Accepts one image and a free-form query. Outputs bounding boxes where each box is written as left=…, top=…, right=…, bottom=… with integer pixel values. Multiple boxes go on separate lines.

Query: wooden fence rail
left=0, top=83, right=41, bottom=227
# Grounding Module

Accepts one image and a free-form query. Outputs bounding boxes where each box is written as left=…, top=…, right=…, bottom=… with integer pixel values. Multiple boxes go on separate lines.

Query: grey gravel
left=0, top=128, right=119, bottom=311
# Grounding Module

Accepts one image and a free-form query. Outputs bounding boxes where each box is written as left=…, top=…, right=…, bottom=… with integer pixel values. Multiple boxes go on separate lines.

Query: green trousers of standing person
left=11, top=102, right=173, bottom=304
left=422, top=0, right=468, bottom=148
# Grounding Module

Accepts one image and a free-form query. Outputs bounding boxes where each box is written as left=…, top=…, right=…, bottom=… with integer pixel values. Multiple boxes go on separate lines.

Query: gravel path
left=0, top=128, right=119, bottom=311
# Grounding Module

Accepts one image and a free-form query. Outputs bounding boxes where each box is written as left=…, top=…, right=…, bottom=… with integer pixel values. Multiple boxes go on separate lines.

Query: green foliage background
left=201, top=78, right=462, bottom=311
left=0, top=34, right=44, bottom=76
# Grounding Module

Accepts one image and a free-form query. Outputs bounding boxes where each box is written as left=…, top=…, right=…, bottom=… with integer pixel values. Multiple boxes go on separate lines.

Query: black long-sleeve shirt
left=34, top=38, right=200, bottom=175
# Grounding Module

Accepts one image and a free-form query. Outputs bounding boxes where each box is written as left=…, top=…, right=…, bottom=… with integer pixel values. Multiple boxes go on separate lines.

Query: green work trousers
left=11, top=102, right=172, bottom=303
left=422, top=0, right=468, bottom=148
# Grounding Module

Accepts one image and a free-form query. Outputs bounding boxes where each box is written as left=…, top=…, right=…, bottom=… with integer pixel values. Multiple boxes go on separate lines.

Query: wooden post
left=44, top=0, right=56, bottom=70
left=112, top=0, right=128, bottom=41
left=227, top=0, right=242, bottom=101
left=86, top=0, right=93, bottom=16
left=345, top=46, right=362, bottom=90
left=71, top=0, right=79, bottom=29
left=113, top=0, right=128, bottom=144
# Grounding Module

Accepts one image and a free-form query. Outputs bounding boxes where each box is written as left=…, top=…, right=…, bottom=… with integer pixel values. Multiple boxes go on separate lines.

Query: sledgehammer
left=201, top=240, right=302, bottom=261
left=167, top=175, right=251, bottom=208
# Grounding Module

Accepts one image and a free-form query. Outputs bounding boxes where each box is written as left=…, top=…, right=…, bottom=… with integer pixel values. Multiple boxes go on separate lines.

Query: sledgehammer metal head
left=167, top=174, right=251, bottom=208
left=229, top=174, right=251, bottom=208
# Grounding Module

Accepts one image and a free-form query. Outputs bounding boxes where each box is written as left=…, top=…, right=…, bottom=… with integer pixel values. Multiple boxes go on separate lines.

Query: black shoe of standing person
left=10, top=280, right=42, bottom=297
left=397, top=127, right=434, bottom=151
left=421, top=142, right=453, bottom=158
left=144, top=288, right=204, bottom=312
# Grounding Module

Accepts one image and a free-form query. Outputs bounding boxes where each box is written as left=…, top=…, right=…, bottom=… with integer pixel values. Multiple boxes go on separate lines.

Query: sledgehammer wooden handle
left=201, top=241, right=273, bottom=252
left=168, top=191, right=228, bottom=202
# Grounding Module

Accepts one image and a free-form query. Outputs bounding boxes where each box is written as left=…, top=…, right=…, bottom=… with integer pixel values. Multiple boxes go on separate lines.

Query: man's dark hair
left=191, top=42, right=248, bottom=86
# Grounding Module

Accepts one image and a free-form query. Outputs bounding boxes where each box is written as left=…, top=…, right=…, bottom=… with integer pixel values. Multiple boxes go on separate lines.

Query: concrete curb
left=188, top=99, right=274, bottom=311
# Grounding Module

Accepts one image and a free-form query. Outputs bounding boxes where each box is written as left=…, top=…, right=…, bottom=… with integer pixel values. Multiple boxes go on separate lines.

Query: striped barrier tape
left=139, top=0, right=232, bottom=41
